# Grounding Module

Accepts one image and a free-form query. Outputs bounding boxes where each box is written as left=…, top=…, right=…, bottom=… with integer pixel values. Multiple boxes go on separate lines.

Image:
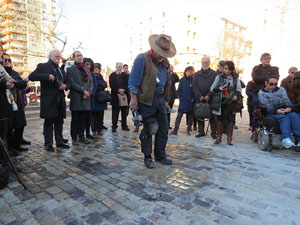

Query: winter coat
left=0, top=80, right=13, bottom=119
left=258, top=87, right=293, bottom=114
left=66, top=64, right=93, bottom=111
left=193, top=68, right=217, bottom=103
left=209, top=72, right=242, bottom=116
left=90, top=73, right=108, bottom=111
left=280, top=75, right=293, bottom=103
left=8, top=69, right=27, bottom=129
left=109, top=72, right=129, bottom=107
left=177, top=76, right=194, bottom=113
left=292, top=72, right=300, bottom=104
left=29, top=60, right=68, bottom=119
left=169, top=72, right=179, bottom=104
left=246, top=81, right=256, bottom=111
left=251, top=64, right=279, bottom=94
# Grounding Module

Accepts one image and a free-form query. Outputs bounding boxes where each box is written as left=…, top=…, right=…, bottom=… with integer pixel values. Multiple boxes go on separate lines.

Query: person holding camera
left=210, top=61, right=242, bottom=145
left=258, top=75, right=300, bottom=149
left=129, top=34, right=176, bottom=169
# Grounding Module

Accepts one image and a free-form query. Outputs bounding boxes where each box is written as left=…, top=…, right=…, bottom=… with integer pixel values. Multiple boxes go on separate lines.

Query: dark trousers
left=197, top=115, right=217, bottom=136
left=91, top=111, right=104, bottom=132
left=173, top=112, right=194, bottom=132
left=85, top=111, right=91, bottom=137
left=43, top=117, right=64, bottom=146
left=0, top=119, right=9, bottom=149
left=139, top=96, right=168, bottom=159
left=112, top=106, right=128, bottom=129
left=71, top=111, right=87, bottom=141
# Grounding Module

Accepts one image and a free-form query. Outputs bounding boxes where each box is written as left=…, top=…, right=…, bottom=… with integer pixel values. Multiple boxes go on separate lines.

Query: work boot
left=227, top=122, right=234, bottom=145
left=214, top=122, right=224, bottom=144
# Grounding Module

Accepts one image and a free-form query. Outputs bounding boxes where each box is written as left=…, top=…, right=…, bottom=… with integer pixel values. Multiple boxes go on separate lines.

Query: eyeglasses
left=4, top=59, right=11, bottom=63
left=291, top=72, right=295, bottom=74
left=268, top=82, right=277, bottom=87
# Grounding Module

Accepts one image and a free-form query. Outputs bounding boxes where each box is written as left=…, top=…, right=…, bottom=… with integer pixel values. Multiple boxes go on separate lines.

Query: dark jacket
left=246, top=81, right=256, bottom=109
left=251, top=64, right=279, bottom=93
left=292, top=72, right=300, bottom=104
left=177, top=76, right=194, bottom=113
left=169, top=72, right=179, bottom=104
left=210, top=72, right=242, bottom=114
left=8, top=69, right=27, bottom=128
left=66, top=64, right=93, bottom=111
left=0, top=80, right=13, bottom=119
left=280, top=75, right=293, bottom=102
left=193, top=68, right=216, bottom=103
left=29, top=60, right=67, bottom=119
left=109, top=72, right=129, bottom=107
left=90, top=73, right=108, bottom=111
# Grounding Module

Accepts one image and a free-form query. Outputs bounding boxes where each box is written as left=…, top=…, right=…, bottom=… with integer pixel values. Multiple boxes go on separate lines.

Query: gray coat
left=66, top=65, right=93, bottom=111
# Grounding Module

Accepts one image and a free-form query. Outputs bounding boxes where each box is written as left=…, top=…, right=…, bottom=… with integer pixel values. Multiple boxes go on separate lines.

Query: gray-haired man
left=29, top=50, right=69, bottom=151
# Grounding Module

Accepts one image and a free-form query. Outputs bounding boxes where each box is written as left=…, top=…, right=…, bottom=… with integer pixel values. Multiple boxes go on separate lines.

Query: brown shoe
left=227, top=123, right=234, bottom=145
left=72, top=140, right=79, bottom=145
left=214, top=122, right=224, bottom=144
left=79, top=138, right=90, bottom=144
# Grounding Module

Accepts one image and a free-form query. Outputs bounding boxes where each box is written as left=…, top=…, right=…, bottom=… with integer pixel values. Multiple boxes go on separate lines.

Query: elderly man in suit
left=66, top=51, right=93, bottom=145
left=29, top=49, right=69, bottom=151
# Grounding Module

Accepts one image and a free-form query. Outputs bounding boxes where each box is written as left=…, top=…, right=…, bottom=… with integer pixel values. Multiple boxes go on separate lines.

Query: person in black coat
left=29, top=50, right=69, bottom=151
left=109, top=62, right=130, bottom=132
left=3, top=53, right=28, bottom=152
left=167, top=64, right=179, bottom=129
left=193, top=56, right=217, bottom=139
left=0, top=45, right=16, bottom=157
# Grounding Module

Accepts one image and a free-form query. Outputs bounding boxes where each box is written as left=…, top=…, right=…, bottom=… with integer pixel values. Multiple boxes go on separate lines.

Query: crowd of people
left=1, top=33, right=300, bottom=171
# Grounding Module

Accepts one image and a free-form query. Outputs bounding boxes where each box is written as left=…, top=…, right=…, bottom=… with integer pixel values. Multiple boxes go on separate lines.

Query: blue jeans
left=138, top=96, right=168, bottom=159
left=267, top=112, right=300, bottom=141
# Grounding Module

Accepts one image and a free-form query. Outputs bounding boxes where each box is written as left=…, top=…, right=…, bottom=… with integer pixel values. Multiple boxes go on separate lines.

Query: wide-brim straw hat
left=149, top=34, right=176, bottom=58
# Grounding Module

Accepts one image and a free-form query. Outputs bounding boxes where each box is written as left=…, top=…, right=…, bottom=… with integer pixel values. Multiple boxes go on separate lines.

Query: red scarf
left=150, top=49, right=157, bottom=62
left=75, top=62, right=88, bottom=82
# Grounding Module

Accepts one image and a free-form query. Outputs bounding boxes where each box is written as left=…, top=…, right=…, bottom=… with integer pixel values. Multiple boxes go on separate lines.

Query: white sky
left=59, top=0, right=259, bottom=68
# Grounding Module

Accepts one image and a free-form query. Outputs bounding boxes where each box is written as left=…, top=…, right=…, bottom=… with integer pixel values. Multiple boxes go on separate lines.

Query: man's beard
left=116, top=71, right=122, bottom=74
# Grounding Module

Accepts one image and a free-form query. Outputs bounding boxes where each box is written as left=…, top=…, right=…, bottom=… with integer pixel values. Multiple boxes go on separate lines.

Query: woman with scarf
left=209, top=61, right=242, bottom=145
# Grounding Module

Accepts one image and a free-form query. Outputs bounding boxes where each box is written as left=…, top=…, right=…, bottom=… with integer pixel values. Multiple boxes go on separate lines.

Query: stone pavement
left=1, top=109, right=300, bottom=225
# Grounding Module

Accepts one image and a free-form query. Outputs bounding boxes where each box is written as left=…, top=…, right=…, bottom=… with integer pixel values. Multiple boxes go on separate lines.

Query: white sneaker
left=282, top=138, right=296, bottom=149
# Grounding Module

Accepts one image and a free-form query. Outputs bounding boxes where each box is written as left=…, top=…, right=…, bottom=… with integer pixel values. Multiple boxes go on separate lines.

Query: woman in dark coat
left=210, top=61, right=242, bottom=145
left=90, top=63, right=108, bottom=135
left=170, top=66, right=195, bottom=136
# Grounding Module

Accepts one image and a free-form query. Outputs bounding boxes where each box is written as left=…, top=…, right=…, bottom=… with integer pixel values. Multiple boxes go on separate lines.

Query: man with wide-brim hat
left=128, top=34, right=176, bottom=169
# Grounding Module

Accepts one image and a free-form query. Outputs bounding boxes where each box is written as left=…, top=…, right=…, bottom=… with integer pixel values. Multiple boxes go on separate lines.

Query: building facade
left=125, top=4, right=252, bottom=74
left=0, top=0, right=57, bottom=76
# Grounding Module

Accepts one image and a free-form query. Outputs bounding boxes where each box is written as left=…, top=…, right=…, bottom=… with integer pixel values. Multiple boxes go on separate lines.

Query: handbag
left=95, top=90, right=112, bottom=103
left=194, top=102, right=211, bottom=119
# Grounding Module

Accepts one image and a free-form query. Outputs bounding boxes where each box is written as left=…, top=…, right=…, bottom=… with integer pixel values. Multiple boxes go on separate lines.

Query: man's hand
left=277, top=108, right=285, bottom=114
left=49, top=74, right=55, bottom=81
left=129, top=94, right=138, bottom=111
left=232, top=95, right=238, bottom=101
left=200, top=96, right=205, bottom=101
left=119, top=89, right=125, bottom=95
left=204, top=96, right=209, bottom=101
left=6, top=80, right=14, bottom=89
left=59, top=84, right=67, bottom=90
left=83, top=90, right=90, bottom=99
left=282, top=107, right=292, bottom=113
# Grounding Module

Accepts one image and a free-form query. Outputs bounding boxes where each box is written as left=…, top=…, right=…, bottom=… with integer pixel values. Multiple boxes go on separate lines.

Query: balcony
left=1, top=27, right=27, bottom=35
left=0, top=3, right=26, bottom=12
left=5, top=48, right=27, bottom=55
left=3, top=42, right=27, bottom=49
left=1, top=33, right=27, bottom=42
left=1, top=18, right=26, bottom=27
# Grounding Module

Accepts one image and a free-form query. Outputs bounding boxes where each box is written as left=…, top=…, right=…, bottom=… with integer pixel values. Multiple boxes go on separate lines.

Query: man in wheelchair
left=258, top=75, right=300, bottom=149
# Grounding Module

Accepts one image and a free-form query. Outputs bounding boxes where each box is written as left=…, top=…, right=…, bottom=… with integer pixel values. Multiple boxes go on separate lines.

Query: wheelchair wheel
left=258, top=130, right=272, bottom=151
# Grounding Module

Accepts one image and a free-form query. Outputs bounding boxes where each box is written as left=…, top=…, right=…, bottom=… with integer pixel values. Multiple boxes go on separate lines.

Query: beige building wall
left=0, top=0, right=57, bottom=76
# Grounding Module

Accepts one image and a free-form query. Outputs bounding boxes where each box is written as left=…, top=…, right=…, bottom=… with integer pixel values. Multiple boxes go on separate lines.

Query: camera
left=132, top=108, right=143, bottom=124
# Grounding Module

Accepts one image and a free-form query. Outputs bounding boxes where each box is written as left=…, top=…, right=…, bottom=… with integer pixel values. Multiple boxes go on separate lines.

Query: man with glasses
left=29, top=49, right=70, bottom=151
left=280, top=67, right=298, bottom=103
left=258, top=75, right=300, bottom=149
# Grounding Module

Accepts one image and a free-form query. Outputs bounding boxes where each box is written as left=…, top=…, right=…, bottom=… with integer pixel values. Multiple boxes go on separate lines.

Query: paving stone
left=81, top=212, right=103, bottom=225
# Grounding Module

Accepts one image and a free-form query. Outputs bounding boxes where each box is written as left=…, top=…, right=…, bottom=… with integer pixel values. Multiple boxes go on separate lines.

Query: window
left=194, top=17, right=197, bottom=24
left=187, top=30, right=190, bottom=37
left=193, top=32, right=196, bottom=39
left=162, top=12, right=165, bottom=18
left=187, top=47, right=190, bottom=53
left=187, top=15, right=190, bottom=22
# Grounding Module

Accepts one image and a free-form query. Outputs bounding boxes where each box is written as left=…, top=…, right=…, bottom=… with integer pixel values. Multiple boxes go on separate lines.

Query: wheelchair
left=255, top=115, right=299, bottom=152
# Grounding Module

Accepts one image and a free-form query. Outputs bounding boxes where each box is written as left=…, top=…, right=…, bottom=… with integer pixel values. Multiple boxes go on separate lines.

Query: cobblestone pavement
left=1, top=109, right=300, bottom=225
